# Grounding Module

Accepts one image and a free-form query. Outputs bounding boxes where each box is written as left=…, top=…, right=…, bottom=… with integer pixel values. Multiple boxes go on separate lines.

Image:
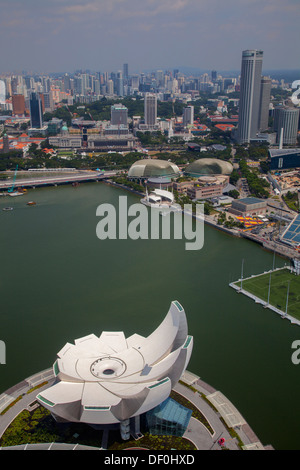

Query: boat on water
left=27, top=201, right=36, bottom=206
left=141, top=188, right=180, bottom=213
left=8, top=191, right=24, bottom=197
left=2, top=207, right=13, bottom=211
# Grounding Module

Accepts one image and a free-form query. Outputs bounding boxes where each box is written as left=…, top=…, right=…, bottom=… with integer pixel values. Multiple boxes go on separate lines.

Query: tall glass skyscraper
left=0, top=80, right=6, bottom=105
left=29, top=92, right=43, bottom=129
left=183, top=105, right=194, bottom=128
left=275, top=106, right=300, bottom=146
left=258, top=77, right=272, bottom=132
left=237, top=50, right=264, bottom=144
left=144, top=93, right=157, bottom=128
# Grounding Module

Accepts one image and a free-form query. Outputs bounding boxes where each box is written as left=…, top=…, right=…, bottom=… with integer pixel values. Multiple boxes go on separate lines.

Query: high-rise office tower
left=116, top=71, right=124, bottom=97
left=156, top=70, right=164, bottom=87
left=63, top=74, right=71, bottom=93
left=74, top=76, right=83, bottom=95
left=42, top=77, right=51, bottom=94
left=237, top=49, right=264, bottom=143
left=42, top=92, right=55, bottom=112
left=12, top=94, right=26, bottom=115
left=107, top=80, right=114, bottom=96
left=183, top=105, right=194, bottom=128
left=94, top=79, right=100, bottom=96
left=81, top=74, right=90, bottom=94
left=29, top=92, right=43, bottom=128
left=211, top=70, right=217, bottom=82
left=258, top=77, right=272, bottom=131
left=111, top=104, right=128, bottom=126
left=123, top=63, right=128, bottom=80
left=275, top=106, right=300, bottom=146
left=130, top=75, right=139, bottom=91
left=144, top=93, right=157, bottom=128
left=0, top=80, right=6, bottom=105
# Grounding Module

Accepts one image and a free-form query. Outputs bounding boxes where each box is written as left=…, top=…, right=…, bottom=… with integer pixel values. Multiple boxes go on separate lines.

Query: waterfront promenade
left=104, top=179, right=300, bottom=262
left=0, top=369, right=270, bottom=450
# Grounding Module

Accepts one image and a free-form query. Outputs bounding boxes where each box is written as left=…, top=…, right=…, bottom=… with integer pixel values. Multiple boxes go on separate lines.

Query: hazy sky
left=1, top=0, right=299, bottom=74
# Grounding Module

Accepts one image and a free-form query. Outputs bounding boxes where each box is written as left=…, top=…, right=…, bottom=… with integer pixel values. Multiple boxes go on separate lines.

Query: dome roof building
left=185, top=158, right=233, bottom=177
left=61, top=125, right=68, bottom=135
left=128, top=159, right=180, bottom=179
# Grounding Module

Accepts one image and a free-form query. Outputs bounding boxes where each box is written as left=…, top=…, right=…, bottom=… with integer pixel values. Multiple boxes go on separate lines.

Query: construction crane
left=8, top=165, right=18, bottom=193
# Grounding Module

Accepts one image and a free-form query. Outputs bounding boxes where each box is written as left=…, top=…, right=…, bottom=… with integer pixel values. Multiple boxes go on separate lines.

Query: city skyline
left=0, top=0, right=299, bottom=74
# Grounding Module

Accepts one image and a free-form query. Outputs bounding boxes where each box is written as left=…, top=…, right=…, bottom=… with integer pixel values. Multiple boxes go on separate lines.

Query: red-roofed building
left=0, top=133, right=45, bottom=153
left=214, top=124, right=236, bottom=132
left=191, top=124, right=210, bottom=135
left=42, top=148, right=55, bottom=156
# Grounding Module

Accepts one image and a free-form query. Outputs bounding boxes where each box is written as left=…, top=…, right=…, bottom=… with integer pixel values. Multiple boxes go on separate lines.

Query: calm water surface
left=0, top=182, right=299, bottom=450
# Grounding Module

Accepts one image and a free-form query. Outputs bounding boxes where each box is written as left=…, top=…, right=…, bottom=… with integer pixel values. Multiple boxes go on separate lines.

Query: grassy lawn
left=235, top=268, right=300, bottom=321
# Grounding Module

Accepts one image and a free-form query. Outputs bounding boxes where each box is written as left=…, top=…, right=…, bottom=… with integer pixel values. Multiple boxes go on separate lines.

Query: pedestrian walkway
left=0, top=369, right=272, bottom=450
left=173, top=375, right=270, bottom=450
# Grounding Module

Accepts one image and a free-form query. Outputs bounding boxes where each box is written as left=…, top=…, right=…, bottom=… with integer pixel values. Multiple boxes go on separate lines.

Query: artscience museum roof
left=37, top=301, right=193, bottom=425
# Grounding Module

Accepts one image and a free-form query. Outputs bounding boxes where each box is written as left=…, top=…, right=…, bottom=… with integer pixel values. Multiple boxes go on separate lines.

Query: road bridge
left=0, top=170, right=117, bottom=191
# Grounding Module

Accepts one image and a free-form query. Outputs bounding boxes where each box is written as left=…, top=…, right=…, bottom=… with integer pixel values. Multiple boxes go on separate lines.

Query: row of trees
left=239, top=159, right=270, bottom=198
left=234, top=144, right=269, bottom=161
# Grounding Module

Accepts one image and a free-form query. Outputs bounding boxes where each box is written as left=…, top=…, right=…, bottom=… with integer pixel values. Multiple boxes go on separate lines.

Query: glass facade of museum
left=146, top=398, right=192, bottom=437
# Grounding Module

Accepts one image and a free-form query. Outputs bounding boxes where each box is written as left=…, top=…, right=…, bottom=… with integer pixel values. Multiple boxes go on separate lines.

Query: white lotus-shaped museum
left=37, top=300, right=193, bottom=427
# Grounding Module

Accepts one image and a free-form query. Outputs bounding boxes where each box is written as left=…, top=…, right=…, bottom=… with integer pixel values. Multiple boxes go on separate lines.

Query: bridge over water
left=0, top=170, right=117, bottom=191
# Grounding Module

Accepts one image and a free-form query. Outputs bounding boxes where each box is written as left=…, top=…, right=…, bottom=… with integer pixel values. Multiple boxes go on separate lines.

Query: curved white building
left=37, top=301, right=193, bottom=437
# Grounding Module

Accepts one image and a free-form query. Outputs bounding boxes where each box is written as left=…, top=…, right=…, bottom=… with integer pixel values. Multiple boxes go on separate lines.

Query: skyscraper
left=258, top=77, right=272, bottom=132
left=275, top=106, right=300, bottom=146
left=211, top=70, right=217, bottom=83
left=183, top=105, right=194, bottom=128
left=0, top=80, right=6, bottom=105
left=123, top=63, right=128, bottom=80
left=12, top=94, right=26, bottom=115
left=144, top=93, right=157, bottom=128
left=111, top=103, right=128, bottom=126
left=29, top=92, right=43, bottom=129
left=116, top=71, right=124, bottom=97
left=237, top=50, right=264, bottom=144
left=107, top=80, right=114, bottom=96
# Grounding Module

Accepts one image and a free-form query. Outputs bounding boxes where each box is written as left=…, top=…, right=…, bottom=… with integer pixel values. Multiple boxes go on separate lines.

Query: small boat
left=8, top=191, right=24, bottom=197
left=2, top=207, right=13, bottom=211
left=27, top=201, right=36, bottom=206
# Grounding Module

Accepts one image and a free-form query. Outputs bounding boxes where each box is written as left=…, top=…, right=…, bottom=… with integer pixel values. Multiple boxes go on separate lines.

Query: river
left=0, top=181, right=299, bottom=450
